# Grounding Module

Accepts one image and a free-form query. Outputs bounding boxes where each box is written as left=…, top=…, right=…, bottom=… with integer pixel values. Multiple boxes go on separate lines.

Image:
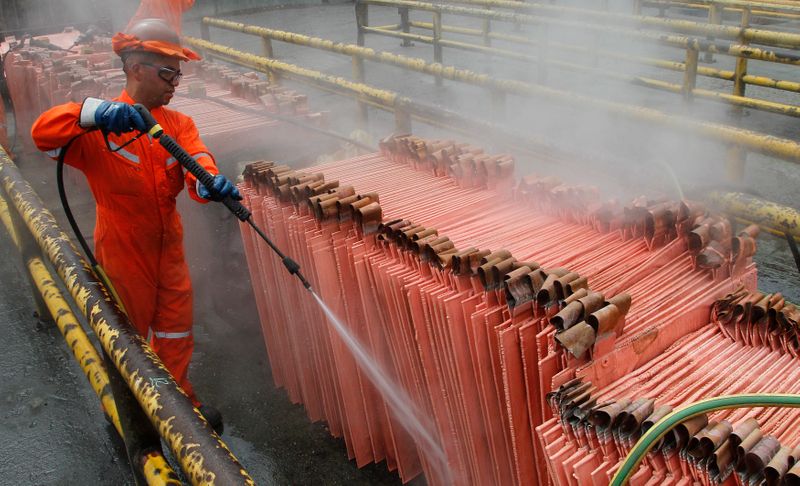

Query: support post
left=683, top=44, right=698, bottom=101
left=261, top=36, right=278, bottom=84
left=200, top=21, right=210, bottom=42
left=732, top=9, right=751, bottom=99
left=703, top=5, right=722, bottom=63
left=261, top=36, right=274, bottom=59
left=726, top=7, right=751, bottom=183
left=433, top=11, right=443, bottom=86
left=399, top=7, right=412, bottom=46
left=356, top=1, right=368, bottom=46
left=482, top=19, right=491, bottom=47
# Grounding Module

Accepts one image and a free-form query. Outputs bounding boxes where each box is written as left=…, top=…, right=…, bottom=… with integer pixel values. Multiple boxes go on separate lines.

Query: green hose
left=610, top=393, right=800, bottom=486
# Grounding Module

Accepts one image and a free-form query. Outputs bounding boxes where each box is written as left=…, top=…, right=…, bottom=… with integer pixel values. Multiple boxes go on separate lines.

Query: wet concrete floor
left=2, top=1, right=800, bottom=484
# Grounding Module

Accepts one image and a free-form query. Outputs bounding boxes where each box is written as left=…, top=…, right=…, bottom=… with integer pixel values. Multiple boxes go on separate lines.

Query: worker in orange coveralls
left=127, top=0, right=195, bottom=34
left=31, top=18, right=235, bottom=434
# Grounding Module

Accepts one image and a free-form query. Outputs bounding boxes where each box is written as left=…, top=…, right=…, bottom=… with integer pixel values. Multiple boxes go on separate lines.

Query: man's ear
left=128, top=62, right=145, bottom=82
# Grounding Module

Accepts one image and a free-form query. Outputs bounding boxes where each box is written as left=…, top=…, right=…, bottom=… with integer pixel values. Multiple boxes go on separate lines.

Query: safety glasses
left=140, top=62, right=183, bottom=85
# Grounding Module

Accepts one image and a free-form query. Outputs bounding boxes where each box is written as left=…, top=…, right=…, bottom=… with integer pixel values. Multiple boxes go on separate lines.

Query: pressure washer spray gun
left=132, top=103, right=312, bottom=291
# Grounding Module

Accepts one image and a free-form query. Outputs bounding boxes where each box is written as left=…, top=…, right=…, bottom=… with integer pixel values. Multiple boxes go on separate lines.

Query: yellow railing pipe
left=185, top=36, right=800, bottom=164
left=643, top=2, right=800, bottom=21
left=0, top=186, right=19, bottom=246
left=0, top=193, right=180, bottom=486
left=0, top=147, right=254, bottom=485
left=368, top=22, right=800, bottom=111
left=707, top=191, right=800, bottom=239
left=228, top=13, right=795, bottom=119
left=381, top=0, right=800, bottom=48
left=361, top=2, right=800, bottom=68
left=27, top=257, right=123, bottom=435
left=404, top=19, right=800, bottom=94
left=0, top=193, right=120, bottom=434
left=204, top=18, right=800, bottom=116
left=187, top=36, right=399, bottom=107
left=23, top=268, right=181, bottom=486
left=644, top=0, right=800, bottom=17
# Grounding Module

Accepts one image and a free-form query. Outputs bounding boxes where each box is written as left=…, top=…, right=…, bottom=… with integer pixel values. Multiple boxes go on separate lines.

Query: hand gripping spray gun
left=132, top=104, right=312, bottom=291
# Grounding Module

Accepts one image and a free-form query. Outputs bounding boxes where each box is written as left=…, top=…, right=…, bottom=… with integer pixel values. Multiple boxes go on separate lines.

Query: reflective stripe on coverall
left=31, top=90, right=217, bottom=405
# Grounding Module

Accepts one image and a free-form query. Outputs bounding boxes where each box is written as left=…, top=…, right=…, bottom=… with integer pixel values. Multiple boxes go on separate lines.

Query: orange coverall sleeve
left=30, top=102, right=89, bottom=170
left=176, top=114, right=219, bottom=203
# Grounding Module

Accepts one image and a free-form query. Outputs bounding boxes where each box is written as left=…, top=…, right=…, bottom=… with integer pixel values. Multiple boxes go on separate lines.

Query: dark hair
left=120, top=51, right=158, bottom=74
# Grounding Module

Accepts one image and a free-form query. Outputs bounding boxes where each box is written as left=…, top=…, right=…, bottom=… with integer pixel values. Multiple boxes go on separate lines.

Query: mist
left=3, top=1, right=800, bottom=484
left=170, top=0, right=800, bottom=205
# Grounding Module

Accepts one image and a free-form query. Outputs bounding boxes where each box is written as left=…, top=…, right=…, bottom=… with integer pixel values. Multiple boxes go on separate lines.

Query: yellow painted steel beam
left=0, top=194, right=120, bottom=434
left=26, top=258, right=184, bottom=486
left=0, top=148, right=254, bottom=485
left=707, top=191, right=800, bottom=239
left=26, top=257, right=123, bottom=436
left=0, top=194, right=180, bottom=486
left=141, top=451, right=182, bottom=486
left=362, top=25, right=434, bottom=44
left=185, top=36, right=800, bottom=164
left=409, top=20, right=540, bottom=47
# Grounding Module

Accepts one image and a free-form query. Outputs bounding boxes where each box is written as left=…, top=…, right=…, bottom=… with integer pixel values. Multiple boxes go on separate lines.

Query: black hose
left=184, top=92, right=376, bottom=152
left=56, top=134, right=98, bottom=266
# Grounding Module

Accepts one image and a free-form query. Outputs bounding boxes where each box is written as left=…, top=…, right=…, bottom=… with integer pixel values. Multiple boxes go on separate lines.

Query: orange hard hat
left=112, top=18, right=200, bottom=62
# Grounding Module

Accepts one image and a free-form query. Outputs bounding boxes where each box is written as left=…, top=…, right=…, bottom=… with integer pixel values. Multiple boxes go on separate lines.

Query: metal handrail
left=362, top=0, right=800, bottom=48
left=639, top=0, right=800, bottom=21
left=184, top=35, right=800, bottom=165
left=356, top=0, right=800, bottom=115
left=202, top=16, right=800, bottom=121
left=356, top=0, right=800, bottom=179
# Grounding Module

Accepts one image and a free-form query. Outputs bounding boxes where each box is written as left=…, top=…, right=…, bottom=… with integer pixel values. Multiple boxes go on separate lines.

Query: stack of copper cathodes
left=237, top=134, right=776, bottom=485
left=542, top=287, right=800, bottom=485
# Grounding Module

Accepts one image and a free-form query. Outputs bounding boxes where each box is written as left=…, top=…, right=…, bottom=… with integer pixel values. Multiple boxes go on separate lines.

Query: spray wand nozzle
left=131, top=103, right=313, bottom=291
left=282, top=257, right=311, bottom=290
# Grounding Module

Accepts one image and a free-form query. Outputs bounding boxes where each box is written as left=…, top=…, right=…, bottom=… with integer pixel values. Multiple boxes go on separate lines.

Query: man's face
left=130, top=53, right=182, bottom=108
